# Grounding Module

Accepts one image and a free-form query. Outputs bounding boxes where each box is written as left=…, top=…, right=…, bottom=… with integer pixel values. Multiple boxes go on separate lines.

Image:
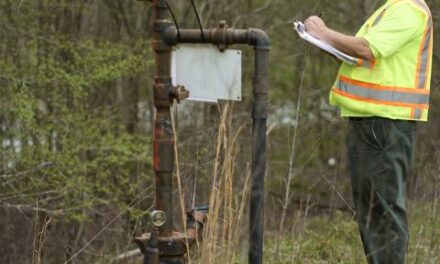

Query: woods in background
left=1, top=0, right=439, bottom=263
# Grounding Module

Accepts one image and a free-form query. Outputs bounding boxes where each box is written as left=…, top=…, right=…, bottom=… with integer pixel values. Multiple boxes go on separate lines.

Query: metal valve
left=170, top=85, right=189, bottom=103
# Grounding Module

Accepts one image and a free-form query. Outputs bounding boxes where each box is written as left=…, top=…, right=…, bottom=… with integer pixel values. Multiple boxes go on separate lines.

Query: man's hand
left=303, top=16, right=375, bottom=61
left=304, top=16, right=329, bottom=40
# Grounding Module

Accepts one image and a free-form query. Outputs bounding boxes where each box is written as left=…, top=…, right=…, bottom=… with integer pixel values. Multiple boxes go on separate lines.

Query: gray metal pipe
left=165, top=26, right=270, bottom=264
left=164, top=27, right=270, bottom=48
left=249, top=46, right=269, bottom=264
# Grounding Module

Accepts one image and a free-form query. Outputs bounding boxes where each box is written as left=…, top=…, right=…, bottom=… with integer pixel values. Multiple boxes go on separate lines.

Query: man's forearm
left=304, top=16, right=375, bottom=62
left=320, top=29, right=375, bottom=61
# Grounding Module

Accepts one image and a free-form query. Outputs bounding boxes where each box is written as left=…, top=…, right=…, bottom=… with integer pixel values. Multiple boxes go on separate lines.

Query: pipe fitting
left=215, top=20, right=229, bottom=51
left=248, top=28, right=270, bottom=49
left=170, top=85, right=189, bottom=103
left=186, top=208, right=208, bottom=241
left=153, top=83, right=173, bottom=108
left=163, top=27, right=178, bottom=45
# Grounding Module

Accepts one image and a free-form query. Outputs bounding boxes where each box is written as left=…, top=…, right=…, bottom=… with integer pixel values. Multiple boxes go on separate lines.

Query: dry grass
left=177, top=103, right=251, bottom=264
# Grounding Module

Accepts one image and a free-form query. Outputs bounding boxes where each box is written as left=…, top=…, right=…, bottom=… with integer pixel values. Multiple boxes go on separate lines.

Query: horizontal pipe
left=164, top=27, right=270, bottom=49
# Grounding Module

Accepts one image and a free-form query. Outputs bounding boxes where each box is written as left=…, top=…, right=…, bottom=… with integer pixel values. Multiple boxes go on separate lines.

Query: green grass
left=262, top=201, right=440, bottom=264
left=264, top=211, right=363, bottom=264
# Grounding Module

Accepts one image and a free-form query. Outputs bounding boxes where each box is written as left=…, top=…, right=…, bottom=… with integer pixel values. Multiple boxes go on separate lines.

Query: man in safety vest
left=304, top=0, right=433, bottom=263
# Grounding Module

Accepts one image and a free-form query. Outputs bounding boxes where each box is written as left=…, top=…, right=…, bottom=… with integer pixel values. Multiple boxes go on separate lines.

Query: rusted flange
left=216, top=20, right=229, bottom=52
left=135, top=232, right=192, bottom=257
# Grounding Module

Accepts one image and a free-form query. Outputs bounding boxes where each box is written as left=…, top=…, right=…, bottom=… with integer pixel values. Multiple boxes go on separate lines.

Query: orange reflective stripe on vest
left=334, top=75, right=430, bottom=107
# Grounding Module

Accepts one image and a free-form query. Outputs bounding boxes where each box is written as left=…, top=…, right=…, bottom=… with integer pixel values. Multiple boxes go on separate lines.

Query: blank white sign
left=171, top=44, right=242, bottom=103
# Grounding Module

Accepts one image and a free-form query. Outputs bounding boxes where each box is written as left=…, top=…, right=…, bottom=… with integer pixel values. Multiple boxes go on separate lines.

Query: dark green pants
left=347, top=117, right=417, bottom=264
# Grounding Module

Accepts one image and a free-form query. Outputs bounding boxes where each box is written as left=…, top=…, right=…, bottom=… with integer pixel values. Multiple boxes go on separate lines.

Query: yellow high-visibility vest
left=330, top=0, right=433, bottom=121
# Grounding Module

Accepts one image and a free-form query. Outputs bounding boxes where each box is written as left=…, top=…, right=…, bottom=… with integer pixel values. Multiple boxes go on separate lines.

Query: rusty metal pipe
left=165, top=26, right=270, bottom=264
left=151, top=0, right=174, bottom=238
left=150, top=1, right=192, bottom=264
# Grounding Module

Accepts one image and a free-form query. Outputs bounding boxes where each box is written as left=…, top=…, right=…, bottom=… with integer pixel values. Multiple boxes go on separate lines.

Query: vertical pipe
left=249, top=45, right=269, bottom=264
left=249, top=119, right=266, bottom=264
left=151, top=0, right=174, bottom=236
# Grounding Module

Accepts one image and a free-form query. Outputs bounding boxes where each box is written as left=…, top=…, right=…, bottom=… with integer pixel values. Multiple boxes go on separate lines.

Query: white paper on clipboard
left=293, top=21, right=359, bottom=65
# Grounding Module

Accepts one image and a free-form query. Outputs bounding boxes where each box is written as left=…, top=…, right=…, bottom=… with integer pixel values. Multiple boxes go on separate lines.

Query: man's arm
left=304, top=16, right=375, bottom=61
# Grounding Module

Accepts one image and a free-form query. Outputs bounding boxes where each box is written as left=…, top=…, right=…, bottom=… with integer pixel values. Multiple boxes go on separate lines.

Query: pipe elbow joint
left=248, top=28, right=270, bottom=49
left=164, top=26, right=179, bottom=45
